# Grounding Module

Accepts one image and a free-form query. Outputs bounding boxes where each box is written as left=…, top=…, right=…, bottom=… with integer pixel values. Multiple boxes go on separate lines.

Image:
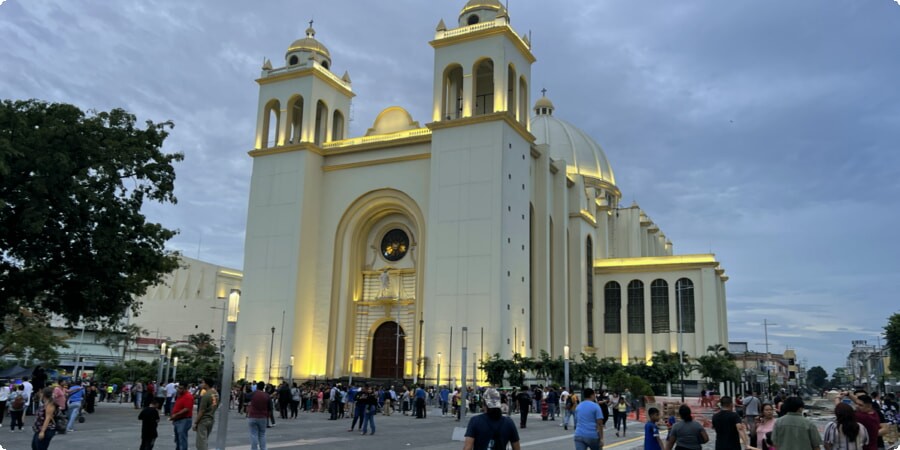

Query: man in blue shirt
left=65, top=381, right=86, bottom=432
left=414, top=385, right=427, bottom=418
left=440, top=387, right=450, bottom=416
left=573, top=388, right=604, bottom=450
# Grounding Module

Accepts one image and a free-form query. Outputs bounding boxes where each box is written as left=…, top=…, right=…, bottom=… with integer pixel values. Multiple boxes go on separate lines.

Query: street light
left=564, top=345, right=570, bottom=392
left=172, top=356, right=179, bottom=382
left=461, top=327, right=468, bottom=420
left=437, top=352, right=442, bottom=387
left=156, top=342, right=167, bottom=387
left=164, top=347, right=173, bottom=382
left=348, top=355, right=355, bottom=387
left=288, top=355, right=294, bottom=383
left=215, top=289, right=240, bottom=450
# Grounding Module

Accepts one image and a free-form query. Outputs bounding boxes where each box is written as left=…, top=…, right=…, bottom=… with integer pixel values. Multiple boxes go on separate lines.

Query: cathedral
left=234, top=0, right=729, bottom=384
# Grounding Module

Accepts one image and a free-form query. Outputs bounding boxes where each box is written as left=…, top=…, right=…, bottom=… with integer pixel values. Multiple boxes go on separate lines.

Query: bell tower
left=422, top=1, right=538, bottom=373
left=430, top=0, right=534, bottom=126
left=254, top=23, right=354, bottom=150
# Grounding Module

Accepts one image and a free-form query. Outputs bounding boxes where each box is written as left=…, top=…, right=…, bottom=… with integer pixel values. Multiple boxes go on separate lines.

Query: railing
left=321, top=128, right=431, bottom=150
left=435, top=20, right=531, bottom=50
left=262, top=61, right=351, bottom=90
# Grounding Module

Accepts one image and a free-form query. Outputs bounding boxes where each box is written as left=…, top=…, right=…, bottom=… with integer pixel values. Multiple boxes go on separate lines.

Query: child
left=138, top=398, right=160, bottom=450
left=645, top=407, right=665, bottom=450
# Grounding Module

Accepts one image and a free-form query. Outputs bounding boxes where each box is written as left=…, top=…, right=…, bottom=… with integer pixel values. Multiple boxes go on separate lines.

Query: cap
left=483, top=388, right=502, bottom=409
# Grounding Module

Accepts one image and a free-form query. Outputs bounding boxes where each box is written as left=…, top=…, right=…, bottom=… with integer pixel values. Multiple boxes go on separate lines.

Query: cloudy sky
left=2, top=0, right=899, bottom=374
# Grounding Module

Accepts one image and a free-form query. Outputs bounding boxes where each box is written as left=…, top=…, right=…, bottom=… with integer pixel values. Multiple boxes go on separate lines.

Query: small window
left=468, top=14, right=479, bottom=25
left=289, top=55, right=299, bottom=66
left=321, top=61, right=330, bottom=70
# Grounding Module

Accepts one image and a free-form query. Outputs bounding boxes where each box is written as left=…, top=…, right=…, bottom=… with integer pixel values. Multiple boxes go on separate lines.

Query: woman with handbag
left=32, top=386, right=58, bottom=450
left=823, top=403, right=869, bottom=450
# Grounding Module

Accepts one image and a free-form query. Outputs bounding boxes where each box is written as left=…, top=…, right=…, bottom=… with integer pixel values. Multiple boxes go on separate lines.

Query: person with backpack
left=8, top=384, right=27, bottom=431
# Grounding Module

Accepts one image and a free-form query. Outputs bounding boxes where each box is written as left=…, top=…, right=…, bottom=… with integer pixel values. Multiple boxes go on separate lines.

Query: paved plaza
left=0, top=401, right=835, bottom=450
left=0, top=401, right=659, bottom=450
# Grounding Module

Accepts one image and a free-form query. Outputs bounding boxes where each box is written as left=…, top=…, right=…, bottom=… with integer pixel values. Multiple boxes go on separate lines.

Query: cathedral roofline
left=594, top=254, right=723, bottom=275
left=257, top=65, right=354, bottom=98
left=431, top=22, right=535, bottom=63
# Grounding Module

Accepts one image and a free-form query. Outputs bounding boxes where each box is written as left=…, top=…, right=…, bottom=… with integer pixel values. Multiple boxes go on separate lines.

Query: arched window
left=675, top=278, right=695, bottom=333
left=332, top=110, right=345, bottom=141
left=261, top=99, right=280, bottom=148
left=586, top=236, right=594, bottom=347
left=442, top=64, right=463, bottom=120
left=289, top=55, right=299, bottom=66
left=518, top=76, right=528, bottom=125
left=651, top=279, right=669, bottom=333
left=287, top=95, right=303, bottom=144
left=507, top=64, right=517, bottom=117
left=473, top=58, right=494, bottom=116
left=604, top=281, right=621, bottom=333
left=627, top=280, right=645, bottom=334
left=314, top=100, right=328, bottom=146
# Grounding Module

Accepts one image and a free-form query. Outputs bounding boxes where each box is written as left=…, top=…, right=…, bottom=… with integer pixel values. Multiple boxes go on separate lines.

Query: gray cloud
left=2, top=0, right=898, bottom=373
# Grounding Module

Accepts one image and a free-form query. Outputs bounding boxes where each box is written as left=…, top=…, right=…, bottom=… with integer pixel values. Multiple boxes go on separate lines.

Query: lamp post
left=215, top=289, right=240, bottom=450
left=156, top=342, right=167, bottom=387
left=164, top=347, right=173, bottom=382
left=564, top=345, right=570, bottom=392
left=348, top=355, right=355, bottom=387
left=437, top=352, right=442, bottom=387
left=288, top=355, right=294, bottom=384
left=172, top=356, right=179, bottom=382
left=676, top=284, right=686, bottom=402
left=268, top=326, right=275, bottom=383
left=396, top=326, right=406, bottom=381
left=460, top=327, right=468, bottom=420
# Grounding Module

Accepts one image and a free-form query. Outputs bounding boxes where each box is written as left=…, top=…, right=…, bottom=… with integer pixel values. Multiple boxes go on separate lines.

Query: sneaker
left=564, top=424, right=568, bottom=430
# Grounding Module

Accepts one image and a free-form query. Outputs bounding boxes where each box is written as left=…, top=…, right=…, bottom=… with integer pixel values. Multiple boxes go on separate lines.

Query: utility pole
left=763, top=319, right=777, bottom=398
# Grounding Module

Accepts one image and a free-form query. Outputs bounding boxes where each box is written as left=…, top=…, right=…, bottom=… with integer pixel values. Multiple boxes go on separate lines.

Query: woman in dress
left=755, top=402, right=777, bottom=449
left=32, top=386, right=58, bottom=450
left=666, top=404, right=709, bottom=450
left=823, top=402, right=869, bottom=450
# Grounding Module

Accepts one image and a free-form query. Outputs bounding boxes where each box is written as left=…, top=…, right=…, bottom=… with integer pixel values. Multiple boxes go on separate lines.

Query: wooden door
left=371, top=322, right=404, bottom=378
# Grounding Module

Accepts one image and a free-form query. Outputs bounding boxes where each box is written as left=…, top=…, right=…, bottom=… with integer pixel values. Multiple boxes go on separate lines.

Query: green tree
left=0, top=308, right=68, bottom=364
left=0, top=100, right=183, bottom=331
left=596, top=357, right=622, bottom=389
left=806, top=366, right=828, bottom=390
left=885, top=313, right=900, bottom=373
left=480, top=354, right=513, bottom=386
left=696, top=345, right=739, bottom=386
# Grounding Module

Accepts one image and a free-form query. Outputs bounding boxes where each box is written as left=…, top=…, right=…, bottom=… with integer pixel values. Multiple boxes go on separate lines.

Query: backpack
left=11, top=393, right=24, bottom=411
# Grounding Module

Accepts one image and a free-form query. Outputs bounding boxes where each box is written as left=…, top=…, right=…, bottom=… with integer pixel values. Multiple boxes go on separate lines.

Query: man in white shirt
left=165, top=379, right=177, bottom=415
left=21, top=376, right=34, bottom=411
left=558, top=388, right=569, bottom=427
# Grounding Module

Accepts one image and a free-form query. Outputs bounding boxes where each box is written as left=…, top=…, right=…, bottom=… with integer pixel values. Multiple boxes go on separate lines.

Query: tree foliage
left=0, top=308, right=68, bottom=364
left=0, top=100, right=183, bottom=331
left=806, top=366, right=828, bottom=389
left=885, top=313, right=900, bottom=373
left=695, top=344, right=739, bottom=386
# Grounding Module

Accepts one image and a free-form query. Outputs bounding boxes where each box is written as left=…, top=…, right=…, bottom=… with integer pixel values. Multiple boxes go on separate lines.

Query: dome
left=286, top=25, right=331, bottom=67
left=458, top=0, right=507, bottom=26
left=531, top=99, right=616, bottom=187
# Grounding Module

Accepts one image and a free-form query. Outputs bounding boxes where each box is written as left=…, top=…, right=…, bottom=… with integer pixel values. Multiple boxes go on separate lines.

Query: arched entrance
left=371, top=322, right=405, bottom=378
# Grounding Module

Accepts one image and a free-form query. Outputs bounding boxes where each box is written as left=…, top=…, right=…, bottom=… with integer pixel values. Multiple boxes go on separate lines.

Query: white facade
left=234, top=0, right=729, bottom=383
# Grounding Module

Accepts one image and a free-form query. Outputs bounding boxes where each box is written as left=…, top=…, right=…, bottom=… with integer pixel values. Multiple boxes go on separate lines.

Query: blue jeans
left=548, top=403, right=558, bottom=419
left=173, top=418, right=190, bottom=450
left=248, top=417, right=267, bottom=450
left=563, top=408, right=574, bottom=426
left=574, top=435, right=601, bottom=450
left=362, top=412, right=376, bottom=434
left=66, top=402, right=81, bottom=430
left=133, top=392, right=143, bottom=408
left=32, top=428, right=56, bottom=450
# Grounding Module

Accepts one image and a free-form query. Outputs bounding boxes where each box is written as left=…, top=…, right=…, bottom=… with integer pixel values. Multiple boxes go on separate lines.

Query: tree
left=806, top=366, right=828, bottom=390
left=696, top=345, right=739, bottom=387
left=0, top=100, right=183, bottom=331
left=0, top=308, right=68, bottom=364
left=885, top=313, right=900, bottom=373
left=596, top=357, right=622, bottom=389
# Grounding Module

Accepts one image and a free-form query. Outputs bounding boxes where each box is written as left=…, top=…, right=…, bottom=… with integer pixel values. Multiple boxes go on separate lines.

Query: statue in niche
left=379, top=267, right=392, bottom=299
